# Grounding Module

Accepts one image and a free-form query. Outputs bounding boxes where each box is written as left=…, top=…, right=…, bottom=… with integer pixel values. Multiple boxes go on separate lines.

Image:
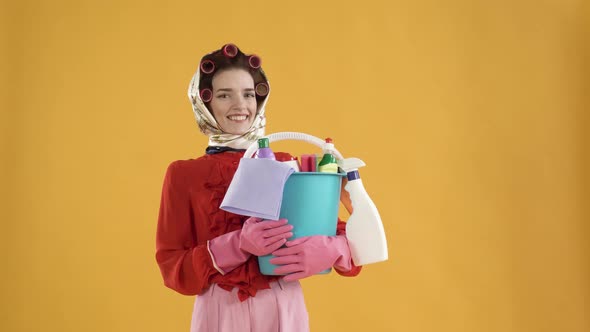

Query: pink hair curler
left=255, top=82, right=269, bottom=96
left=200, top=59, right=215, bottom=74
left=223, top=43, right=238, bottom=58
left=248, top=55, right=261, bottom=69
left=200, top=88, right=212, bottom=102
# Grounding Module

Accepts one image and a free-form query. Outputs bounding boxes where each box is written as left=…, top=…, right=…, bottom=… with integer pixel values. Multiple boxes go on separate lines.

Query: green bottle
left=318, top=138, right=338, bottom=173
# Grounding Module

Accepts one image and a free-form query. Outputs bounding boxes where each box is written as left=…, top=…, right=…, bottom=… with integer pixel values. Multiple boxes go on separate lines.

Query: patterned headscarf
left=187, top=44, right=270, bottom=149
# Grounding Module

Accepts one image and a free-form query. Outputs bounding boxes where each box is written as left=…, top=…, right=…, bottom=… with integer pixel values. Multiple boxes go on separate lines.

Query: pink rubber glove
left=208, top=230, right=249, bottom=275
left=208, top=218, right=293, bottom=275
left=269, top=235, right=353, bottom=281
left=239, top=217, right=293, bottom=256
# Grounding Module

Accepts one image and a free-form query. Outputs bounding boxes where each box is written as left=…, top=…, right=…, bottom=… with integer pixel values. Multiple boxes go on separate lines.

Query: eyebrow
left=215, top=88, right=255, bottom=92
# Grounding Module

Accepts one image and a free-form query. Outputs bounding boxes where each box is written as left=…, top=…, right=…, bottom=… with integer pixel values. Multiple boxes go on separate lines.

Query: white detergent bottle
left=339, top=158, right=388, bottom=266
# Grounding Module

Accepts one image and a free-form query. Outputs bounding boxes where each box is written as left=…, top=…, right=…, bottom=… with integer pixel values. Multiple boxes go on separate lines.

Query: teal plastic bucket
left=258, top=171, right=345, bottom=275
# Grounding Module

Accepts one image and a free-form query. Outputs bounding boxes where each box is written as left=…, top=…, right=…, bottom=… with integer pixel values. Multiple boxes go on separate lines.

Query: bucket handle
left=243, top=132, right=344, bottom=160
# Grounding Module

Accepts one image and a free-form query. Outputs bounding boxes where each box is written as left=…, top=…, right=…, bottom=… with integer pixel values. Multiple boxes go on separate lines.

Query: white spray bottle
left=339, top=158, right=388, bottom=266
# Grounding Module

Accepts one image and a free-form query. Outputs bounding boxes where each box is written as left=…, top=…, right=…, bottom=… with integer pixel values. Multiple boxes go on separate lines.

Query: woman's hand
left=239, top=217, right=293, bottom=256
left=269, top=235, right=352, bottom=281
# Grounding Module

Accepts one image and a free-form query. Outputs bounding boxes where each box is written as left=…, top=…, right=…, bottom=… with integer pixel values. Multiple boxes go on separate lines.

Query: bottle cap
left=347, top=170, right=360, bottom=181
left=258, top=138, right=270, bottom=148
left=324, top=137, right=334, bottom=151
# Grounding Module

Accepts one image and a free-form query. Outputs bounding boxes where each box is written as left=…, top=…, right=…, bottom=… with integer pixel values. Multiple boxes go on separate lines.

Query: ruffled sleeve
left=155, top=161, right=220, bottom=295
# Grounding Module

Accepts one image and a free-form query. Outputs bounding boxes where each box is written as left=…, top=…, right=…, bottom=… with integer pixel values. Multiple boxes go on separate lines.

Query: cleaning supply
left=220, top=158, right=294, bottom=220
left=255, top=137, right=275, bottom=160
left=257, top=170, right=343, bottom=274
left=239, top=217, right=293, bottom=255
left=269, top=235, right=353, bottom=281
left=243, top=132, right=345, bottom=275
left=338, top=157, right=388, bottom=265
left=318, top=138, right=338, bottom=173
left=242, top=132, right=388, bottom=268
left=300, top=154, right=317, bottom=172
left=208, top=218, right=293, bottom=275
left=208, top=229, right=251, bottom=274
left=282, top=156, right=301, bottom=172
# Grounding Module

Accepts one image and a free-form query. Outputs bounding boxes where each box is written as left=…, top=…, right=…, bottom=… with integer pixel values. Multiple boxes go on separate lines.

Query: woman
left=155, top=43, right=361, bottom=332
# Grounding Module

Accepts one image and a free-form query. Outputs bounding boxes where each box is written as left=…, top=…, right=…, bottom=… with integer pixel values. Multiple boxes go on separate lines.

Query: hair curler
left=223, top=43, right=238, bottom=58
left=255, top=82, right=269, bottom=96
left=199, top=88, right=212, bottom=103
left=248, top=55, right=262, bottom=69
left=200, top=59, right=215, bottom=74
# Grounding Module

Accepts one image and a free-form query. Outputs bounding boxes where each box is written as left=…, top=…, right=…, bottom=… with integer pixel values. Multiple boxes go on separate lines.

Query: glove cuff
left=208, top=230, right=251, bottom=275
left=332, top=235, right=354, bottom=272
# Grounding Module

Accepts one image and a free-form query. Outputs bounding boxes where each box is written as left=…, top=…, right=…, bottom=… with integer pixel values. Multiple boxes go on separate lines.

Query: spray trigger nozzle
left=338, top=158, right=366, bottom=172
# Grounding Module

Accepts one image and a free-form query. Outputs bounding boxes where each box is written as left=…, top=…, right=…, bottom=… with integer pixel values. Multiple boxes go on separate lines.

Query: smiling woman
left=209, top=69, right=257, bottom=135
left=188, top=44, right=271, bottom=149
left=155, top=43, right=362, bottom=332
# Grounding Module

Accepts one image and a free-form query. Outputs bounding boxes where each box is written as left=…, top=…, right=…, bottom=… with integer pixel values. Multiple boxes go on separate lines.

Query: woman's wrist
left=208, top=230, right=251, bottom=275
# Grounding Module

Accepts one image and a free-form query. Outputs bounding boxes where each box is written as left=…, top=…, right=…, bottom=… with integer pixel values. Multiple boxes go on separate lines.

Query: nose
left=233, top=94, right=247, bottom=109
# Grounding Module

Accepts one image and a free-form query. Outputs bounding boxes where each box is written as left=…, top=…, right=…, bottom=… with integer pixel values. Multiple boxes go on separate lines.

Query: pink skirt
left=190, top=279, right=309, bottom=332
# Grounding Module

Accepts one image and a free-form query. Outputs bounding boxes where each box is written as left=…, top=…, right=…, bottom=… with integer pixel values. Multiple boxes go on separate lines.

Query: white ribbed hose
left=244, top=132, right=344, bottom=159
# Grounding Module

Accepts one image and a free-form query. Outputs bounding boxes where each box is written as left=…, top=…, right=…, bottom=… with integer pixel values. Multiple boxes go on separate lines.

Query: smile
left=227, top=115, right=249, bottom=121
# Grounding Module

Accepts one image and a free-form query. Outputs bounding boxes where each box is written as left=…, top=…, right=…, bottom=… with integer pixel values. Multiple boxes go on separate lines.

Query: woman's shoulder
left=164, top=155, right=214, bottom=175
left=166, top=154, right=206, bottom=167
left=166, top=151, right=294, bottom=173
left=165, top=153, right=244, bottom=174
left=162, top=155, right=226, bottom=189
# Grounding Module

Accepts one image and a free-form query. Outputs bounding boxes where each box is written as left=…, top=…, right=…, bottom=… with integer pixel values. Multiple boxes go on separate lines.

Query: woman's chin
left=222, top=124, right=254, bottom=136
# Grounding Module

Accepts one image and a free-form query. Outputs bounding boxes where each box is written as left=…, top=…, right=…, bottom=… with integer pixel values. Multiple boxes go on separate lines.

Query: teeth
left=228, top=115, right=247, bottom=121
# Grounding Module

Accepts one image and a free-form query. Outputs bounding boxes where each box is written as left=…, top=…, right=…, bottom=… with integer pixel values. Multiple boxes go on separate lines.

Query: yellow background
left=2, top=0, right=588, bottom=331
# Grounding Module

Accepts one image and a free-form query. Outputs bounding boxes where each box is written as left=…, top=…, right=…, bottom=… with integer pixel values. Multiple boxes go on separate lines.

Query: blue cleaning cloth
left=220, top=158, right=294, bottom=220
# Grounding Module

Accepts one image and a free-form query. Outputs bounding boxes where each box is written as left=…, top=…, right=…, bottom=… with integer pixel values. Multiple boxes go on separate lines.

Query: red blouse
left=155, top=151, right=361, bottom=301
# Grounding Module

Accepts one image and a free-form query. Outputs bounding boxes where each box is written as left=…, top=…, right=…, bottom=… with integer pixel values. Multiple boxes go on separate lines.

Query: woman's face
left=209, top=68, right=257, bottom=135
